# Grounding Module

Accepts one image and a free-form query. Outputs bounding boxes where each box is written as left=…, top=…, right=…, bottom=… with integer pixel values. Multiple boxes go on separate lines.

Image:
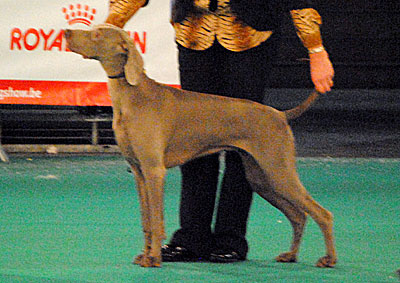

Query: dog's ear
left=119, top=31, right=143, bottom=86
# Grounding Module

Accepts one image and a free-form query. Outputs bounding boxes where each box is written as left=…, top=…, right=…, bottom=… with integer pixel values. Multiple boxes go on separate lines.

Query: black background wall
left=271, top=0, right=400, bottom=89
left=262, top=0, right=400, bottom=157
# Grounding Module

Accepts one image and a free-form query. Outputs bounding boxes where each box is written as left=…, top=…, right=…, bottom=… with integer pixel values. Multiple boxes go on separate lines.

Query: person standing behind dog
left=105, top=0, right=334, bottom=263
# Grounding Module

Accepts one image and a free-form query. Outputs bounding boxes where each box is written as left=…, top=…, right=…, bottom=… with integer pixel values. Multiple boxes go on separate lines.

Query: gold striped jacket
left=106, top=0, right=323, bottom=52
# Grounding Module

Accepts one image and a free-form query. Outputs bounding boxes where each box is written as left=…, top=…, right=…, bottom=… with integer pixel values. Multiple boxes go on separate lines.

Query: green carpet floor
left=1, top=156, right=399, bottom=282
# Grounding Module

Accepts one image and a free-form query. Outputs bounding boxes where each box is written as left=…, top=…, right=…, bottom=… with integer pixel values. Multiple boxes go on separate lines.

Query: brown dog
left=64, top=24, right=336, bottom=268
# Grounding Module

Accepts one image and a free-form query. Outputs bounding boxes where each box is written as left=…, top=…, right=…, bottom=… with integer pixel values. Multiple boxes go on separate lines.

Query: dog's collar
left=108, top=72, right=125, bottom=79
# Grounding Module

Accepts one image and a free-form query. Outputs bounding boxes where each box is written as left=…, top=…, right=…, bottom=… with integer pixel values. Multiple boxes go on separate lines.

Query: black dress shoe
left=209, top=250, right=245, bottom=263
left=161, top=245, right=208, bottom=262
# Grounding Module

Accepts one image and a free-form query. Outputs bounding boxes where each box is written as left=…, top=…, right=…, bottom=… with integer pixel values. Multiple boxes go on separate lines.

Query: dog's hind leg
left=256, top=187, right=307, bottom=263
left=240, top=144, right=336, bottom=267
left=240, top=153, right=307, bottom=263
left=266, top=168, right=336, bottom=267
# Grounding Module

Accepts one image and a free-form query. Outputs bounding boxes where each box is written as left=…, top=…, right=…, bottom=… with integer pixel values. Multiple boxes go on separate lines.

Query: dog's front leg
left=136, top=164, right=166, bottom=267
left=129, top=163, right=153, bottom=266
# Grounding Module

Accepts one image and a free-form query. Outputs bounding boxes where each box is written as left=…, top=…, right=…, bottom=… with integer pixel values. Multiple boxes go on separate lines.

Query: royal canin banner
left=0, top=0, right=179, bottom=106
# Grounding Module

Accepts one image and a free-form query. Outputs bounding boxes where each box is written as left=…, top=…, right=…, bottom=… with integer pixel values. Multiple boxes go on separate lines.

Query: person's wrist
left=308, top=46, right=325, bottom=54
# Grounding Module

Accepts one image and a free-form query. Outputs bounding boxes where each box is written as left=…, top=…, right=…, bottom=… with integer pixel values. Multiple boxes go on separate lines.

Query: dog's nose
left=64, top=29, right=72, bottom=39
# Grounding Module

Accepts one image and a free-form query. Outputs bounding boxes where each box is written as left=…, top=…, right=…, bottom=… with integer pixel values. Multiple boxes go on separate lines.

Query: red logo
left=9, top=3, right=147, bottom=53
left=62, top=4, right=96, bottom=26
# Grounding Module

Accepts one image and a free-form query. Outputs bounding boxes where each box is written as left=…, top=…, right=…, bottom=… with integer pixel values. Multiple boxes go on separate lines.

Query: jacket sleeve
left=290, top=8, right=324, bottom=52
left=105, top=0, right=149, bottom=28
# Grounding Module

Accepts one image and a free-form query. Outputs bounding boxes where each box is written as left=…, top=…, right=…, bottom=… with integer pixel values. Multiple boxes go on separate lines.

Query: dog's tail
left=284, top=90, right=320, bottom=120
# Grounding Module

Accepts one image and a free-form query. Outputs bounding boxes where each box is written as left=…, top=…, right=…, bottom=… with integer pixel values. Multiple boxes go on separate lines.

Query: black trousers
left=169, top=39, right=277, bottom=258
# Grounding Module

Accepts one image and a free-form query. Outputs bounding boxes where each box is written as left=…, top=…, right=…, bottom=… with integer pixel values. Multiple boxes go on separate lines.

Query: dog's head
left=64, top=24, right=143, bottom=85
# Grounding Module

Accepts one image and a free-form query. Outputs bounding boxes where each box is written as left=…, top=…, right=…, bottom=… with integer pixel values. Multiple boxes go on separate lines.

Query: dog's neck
left=100, top=55, right=128, bottom=80
left=108, top=71, right=126, bottom=79
left=100, top=55, right=148, bottom=86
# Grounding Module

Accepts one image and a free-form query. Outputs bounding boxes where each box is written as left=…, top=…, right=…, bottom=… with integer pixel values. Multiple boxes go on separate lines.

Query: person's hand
left=309, top=50, right=334, bottom=93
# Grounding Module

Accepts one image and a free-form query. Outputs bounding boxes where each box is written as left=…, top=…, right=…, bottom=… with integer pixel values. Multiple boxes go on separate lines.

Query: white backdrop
left=0, top=0, right=179, bottom=105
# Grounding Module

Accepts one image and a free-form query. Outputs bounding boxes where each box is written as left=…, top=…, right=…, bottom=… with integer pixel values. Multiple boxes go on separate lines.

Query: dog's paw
left=316, top=255, right=336, bottom=268
left=275, top=252, right=297, bottom=263
left=133, top=254, right=162, bottom=267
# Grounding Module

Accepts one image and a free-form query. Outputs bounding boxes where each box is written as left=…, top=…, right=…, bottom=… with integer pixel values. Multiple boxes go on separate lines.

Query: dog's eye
left=91, top=30, right=102, bottom=41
